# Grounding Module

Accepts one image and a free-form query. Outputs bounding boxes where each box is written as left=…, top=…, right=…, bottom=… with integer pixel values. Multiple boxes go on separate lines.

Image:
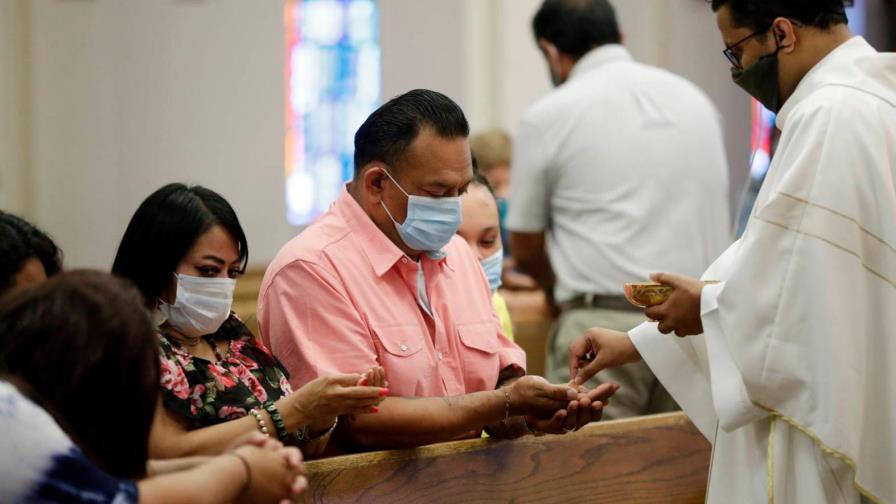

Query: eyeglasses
left=722, top=25, right=771, bottom=69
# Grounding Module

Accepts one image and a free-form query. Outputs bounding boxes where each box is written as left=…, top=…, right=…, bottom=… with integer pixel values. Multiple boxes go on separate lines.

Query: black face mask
left=731, top=45, right=783, bottom=112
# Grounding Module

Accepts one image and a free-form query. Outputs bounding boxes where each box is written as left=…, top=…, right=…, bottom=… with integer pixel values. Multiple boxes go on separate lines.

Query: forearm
left=138, top=454, right=246, bottom=504
left=509, top=233, right=555, bottom=293
left=150, top=413, right=264, bottom=458
left=343, top=391, right=505, bottom=449
left=146, top=457, right=211, bottom=476
left=275, top=395, right=333, bottom=434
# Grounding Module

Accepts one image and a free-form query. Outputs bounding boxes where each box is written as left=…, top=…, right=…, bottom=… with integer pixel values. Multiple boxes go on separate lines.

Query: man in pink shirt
left=259, top=89, right=616, bottom=450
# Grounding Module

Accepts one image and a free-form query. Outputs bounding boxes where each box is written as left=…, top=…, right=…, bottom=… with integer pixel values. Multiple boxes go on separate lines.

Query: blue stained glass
left=286, top=0, right=380, bottom=226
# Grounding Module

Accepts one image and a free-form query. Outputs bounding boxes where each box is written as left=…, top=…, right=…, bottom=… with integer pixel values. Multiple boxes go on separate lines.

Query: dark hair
left=0, top=270, right=159, bottom=479
left=112, top=183, right=248, bottom=308
left=353, top=89, right=470, bottom=176
left=533, top=0, right=621, bottom=59
left=470, top=154, right=497, bottom=198
left=709, top=0, right=848, bottom=31
left=0, top=212, right=62, bottom=294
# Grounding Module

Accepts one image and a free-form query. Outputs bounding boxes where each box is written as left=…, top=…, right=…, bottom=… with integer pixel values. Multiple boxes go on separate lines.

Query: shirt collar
left=567, top=44, right=633, bottom=82
left=334, top=185, right=450, bottom=277
left=777, top=36, right=876, bottom=129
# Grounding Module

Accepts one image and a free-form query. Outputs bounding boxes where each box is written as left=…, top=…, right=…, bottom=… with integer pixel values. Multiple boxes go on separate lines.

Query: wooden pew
left=302, top=412, right=710, bottom=503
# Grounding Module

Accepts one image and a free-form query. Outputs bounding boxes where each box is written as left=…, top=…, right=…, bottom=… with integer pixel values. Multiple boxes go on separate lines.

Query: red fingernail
left=360, top=378, right=369, bottom=386
left=371, top=406, right=379, bottom=413
left=379, top=388, right=389, bottom=397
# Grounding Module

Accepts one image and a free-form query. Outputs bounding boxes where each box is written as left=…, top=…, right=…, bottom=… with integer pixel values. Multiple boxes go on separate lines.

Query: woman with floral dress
left=112, top=183, right=387, bottom=459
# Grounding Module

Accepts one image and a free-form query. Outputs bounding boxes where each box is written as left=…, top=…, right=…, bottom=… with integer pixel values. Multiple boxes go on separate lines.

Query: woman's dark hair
left=111, top=183, right=248, bottom=308
left=353, top=89, right=470, bottom=176
left=709, top=0, right=848, bottom=31
left=533, top=0, right=622, bottom=59
left=0, top=270, right=159, bottom=479
left=0, top=212, right=63, bottom=294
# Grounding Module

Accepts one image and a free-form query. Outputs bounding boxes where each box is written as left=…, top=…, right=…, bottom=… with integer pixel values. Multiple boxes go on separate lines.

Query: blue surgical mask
left=380, top=170, right=462, bottom=253
left=480, top=249, right=503, bottom=293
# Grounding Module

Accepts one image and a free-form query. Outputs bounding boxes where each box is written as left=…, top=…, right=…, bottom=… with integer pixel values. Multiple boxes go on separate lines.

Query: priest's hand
left=644, top=273, right=704, bottom=337
left=568, top=328, right=641, bottom=386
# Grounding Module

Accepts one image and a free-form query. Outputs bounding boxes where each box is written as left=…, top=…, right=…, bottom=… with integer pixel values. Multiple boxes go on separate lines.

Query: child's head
left=458, top=168, right=503, bottom=292
left=458, top=171, right=502, bottom=260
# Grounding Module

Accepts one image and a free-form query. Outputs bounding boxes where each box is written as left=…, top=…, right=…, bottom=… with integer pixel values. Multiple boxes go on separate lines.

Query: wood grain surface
left=301, top=412, right=711, bottom=504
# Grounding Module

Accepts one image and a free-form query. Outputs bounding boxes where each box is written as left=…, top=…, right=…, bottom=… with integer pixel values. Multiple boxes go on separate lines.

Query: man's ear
left=772, top=17, right=798, bottom=54
left=537, top=38, right=560, bottom=62
left=362, top=164, right=389, bottom=200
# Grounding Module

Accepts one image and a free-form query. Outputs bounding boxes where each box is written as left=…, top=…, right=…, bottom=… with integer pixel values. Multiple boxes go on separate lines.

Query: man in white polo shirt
left=508, top=0, right=732, bottom=419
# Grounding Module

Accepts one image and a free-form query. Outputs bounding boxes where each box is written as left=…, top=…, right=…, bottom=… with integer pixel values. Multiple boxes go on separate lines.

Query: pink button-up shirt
left=258, top=187, right=525, bottom=397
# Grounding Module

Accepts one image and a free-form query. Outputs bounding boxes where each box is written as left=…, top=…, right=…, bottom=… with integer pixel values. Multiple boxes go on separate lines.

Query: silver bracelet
left=501, top=387, right=511, bottom=423
left=297, top=417, right=338, bottom=443
left=248, top=408, right=270, bottom=437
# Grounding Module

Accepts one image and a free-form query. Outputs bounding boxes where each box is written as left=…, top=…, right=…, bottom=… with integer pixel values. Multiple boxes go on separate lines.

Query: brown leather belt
left=557, top=293, right=641, bottom=313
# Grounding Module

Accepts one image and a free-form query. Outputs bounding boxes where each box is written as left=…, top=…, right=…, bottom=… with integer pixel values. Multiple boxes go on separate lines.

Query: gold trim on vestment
left=754, top=216, right=896, bottom=289
left=754, top=401, right=883, bottom=504
left=776, top=192, right=896, bottom=254
left=767, top=416, right=777, bottom=504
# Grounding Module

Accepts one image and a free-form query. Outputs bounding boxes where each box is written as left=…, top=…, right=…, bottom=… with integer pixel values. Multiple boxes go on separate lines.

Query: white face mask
left=159, top=273, right=236, bottom=338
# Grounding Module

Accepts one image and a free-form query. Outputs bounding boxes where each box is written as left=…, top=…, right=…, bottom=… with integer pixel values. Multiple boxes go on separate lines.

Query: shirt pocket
left=371, top=324, right=432, bottom=393
left=456, top=321, right=500, bottom=391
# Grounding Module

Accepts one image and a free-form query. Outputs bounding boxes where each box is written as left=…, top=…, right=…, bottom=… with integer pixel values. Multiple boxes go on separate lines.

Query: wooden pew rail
left=303, top=412, right=710, bottom=504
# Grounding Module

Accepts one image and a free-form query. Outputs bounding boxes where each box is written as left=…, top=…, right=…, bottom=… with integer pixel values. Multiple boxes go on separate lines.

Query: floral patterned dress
left=158, top=315, right=294, bottom=429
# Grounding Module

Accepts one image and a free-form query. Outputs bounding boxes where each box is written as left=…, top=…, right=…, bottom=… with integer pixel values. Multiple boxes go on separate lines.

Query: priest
left=568, top=1, right=895, bottom=502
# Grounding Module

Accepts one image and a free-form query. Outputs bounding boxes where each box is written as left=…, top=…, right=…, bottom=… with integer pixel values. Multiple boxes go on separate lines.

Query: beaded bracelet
left=248, top=408, right=270, bottom=437
left=262, top=401, right=289, bottom=441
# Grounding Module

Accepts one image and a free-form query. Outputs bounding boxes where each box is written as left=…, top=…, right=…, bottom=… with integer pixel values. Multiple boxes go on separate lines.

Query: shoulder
left=520, top=86, right=581, bottom=129
left=785, top=85, right=888, bottom=141
left=269, top=213, right=350, bottom=270
left=261, top=219, right=353, bottom=298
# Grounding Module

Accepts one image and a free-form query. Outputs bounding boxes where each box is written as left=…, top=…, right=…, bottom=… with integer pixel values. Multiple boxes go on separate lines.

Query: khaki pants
left=545, top=307, right=679, bottom=420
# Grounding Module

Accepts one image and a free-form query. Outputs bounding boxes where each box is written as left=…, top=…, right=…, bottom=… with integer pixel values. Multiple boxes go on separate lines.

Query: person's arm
left=146, top=457, right=210, bottom=476
left=149, top=398, right=268, bottom=458
left=138, top=453, right=249, bottom=504
left=341, top=376, right=579, bottom=449
left=257, top=259, right=382, bottom=391
left=505, top=116, right=557, bottom=304
left=140, top=442, right=307, bottom=504
left=509, top=231, right=556, bottom=299
left=149, top=370, right=385, bottom=459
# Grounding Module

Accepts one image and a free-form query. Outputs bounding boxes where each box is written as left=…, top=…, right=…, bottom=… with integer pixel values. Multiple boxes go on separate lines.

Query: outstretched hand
left=568, top=328, right=641, bottom=386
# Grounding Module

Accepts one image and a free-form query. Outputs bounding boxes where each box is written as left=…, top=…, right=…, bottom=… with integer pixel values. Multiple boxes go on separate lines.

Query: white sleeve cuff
left=629, top=322, right=718, bottom=441
left=700, top=281, right=767, bottom=431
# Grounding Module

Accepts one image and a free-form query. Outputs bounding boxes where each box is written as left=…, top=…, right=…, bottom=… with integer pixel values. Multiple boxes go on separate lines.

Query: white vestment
left=629, top=37, right=896, bottom=503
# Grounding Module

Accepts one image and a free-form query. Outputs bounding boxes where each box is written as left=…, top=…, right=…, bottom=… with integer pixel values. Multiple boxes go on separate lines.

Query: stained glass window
left=285, top=0, right=380, bottom=226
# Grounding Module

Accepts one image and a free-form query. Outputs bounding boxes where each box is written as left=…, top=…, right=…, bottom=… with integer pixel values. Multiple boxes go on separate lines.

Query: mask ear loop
left=381, top=167, right=410, bottom=198
left=380, top=198, right=403, bottom=226
left=379, top=167, right=410, bottom=226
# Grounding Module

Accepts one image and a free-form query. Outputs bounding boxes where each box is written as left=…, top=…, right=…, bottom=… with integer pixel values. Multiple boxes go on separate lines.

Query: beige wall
left=0, top=0, right=30, bottom=217
left=26, top=0, right=290, bottom=269
left=3, top=0, right=753, bottom=269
